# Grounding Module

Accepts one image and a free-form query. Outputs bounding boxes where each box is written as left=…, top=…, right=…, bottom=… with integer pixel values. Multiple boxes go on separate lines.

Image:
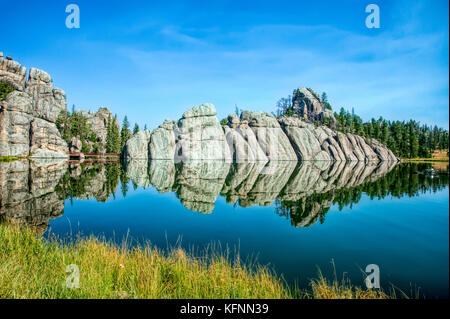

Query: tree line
left=56, top=106, right=144, bottom=155
left=333, top=107, right=449, bottom=158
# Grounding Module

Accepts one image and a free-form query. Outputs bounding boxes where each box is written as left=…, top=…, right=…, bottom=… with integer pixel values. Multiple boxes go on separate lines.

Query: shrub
left=0, top=81, right=14, bottom=101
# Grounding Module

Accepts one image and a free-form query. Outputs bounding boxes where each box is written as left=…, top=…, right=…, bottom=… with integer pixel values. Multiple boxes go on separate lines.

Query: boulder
left=291, top=87, right=337, bottom=128
left=279, top=117, right=329, bottom=161
left=123, top=130, right=152, bottom=160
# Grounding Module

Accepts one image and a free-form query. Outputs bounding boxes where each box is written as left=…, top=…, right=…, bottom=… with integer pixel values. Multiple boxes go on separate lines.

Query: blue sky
left=1, top=0, right=448, bottom=129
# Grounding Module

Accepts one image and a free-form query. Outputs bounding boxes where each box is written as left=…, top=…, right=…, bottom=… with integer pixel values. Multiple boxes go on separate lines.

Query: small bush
left=0, top=81, right=14, bottom=101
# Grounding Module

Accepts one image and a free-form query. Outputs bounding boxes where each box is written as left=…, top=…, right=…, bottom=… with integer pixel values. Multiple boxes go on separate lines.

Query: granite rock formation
left=0, top=56, right=68, bottom=159
left=149, top=120, right=176, bottom=160
left=123, top=130, right=152, bottom=160
left=125, top=103, right=397, bottom=163
left=223, top=114, right=268, bottom=162
left=279, top=116, right=398, bottom=162
left=76, top=108, right=120, bottom=153
left=175, top=104, right=232, bottom=161
left=292, top=87, right=337, bottom=127
left=239, top=111, right=297, bottom=161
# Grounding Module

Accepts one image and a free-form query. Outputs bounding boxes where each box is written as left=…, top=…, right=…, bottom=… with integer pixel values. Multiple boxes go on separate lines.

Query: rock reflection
left=0, top=160, right=66, bottom=235
left=0, top=159, right=448, bottom=234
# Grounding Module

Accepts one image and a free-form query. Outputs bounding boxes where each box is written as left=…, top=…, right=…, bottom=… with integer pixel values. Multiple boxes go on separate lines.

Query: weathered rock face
left=223, top=114, right=268, bottom=162
left=125, top=103, right=397, bottom=162
left=279, top=116, right=398, bottom=162
left=175, top=104, right=232, bottom=161
left=76, top=107, right=119, bottom=153
left=0, top=57, right=27, bottom=90
left=240, top=111, right=297, bottom=161
left=149, top=120, right=176, bottom=160
left=30, top=118, right=69, bottom=158
left=123, top=130, right=152, bottom=160
left=24, top=68, right=67, bottom=123
left=292, top=87, right=337, bottom=127
left=0, top=57, right=68, bottom=159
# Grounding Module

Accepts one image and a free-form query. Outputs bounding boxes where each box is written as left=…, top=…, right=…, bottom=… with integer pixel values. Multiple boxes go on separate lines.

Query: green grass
left=0, top=224, right=392, bottom=299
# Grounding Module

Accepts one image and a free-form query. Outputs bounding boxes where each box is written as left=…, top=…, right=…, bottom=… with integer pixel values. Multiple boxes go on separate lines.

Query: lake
left=0, top=159, right=448, bottom=298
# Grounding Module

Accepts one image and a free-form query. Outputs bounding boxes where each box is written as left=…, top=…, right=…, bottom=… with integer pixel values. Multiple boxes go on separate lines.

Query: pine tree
left=133, top=123, right=140, bottom=135
left=120, top=116, right=132, bottom=150
left=106, top=115, right=113, bottom=153
left=111, top=115, right=121, bottom=153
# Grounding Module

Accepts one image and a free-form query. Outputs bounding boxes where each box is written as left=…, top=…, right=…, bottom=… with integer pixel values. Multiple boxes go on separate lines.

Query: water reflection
left=0, top=159, right=448, bottom=235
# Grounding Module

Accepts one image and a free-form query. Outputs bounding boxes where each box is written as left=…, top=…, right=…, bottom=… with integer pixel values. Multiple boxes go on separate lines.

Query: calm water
left=1, top=160, right=448, bottom=297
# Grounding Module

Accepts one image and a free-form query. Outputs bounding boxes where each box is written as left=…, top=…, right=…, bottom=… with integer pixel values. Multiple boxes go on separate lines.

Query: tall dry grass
left=0, top=224, right=394, bottom=299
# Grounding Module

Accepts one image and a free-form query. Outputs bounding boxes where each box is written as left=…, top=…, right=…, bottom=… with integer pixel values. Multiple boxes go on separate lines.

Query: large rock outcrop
left=175, top=104, right=231, bottom=161
left=149, top=120, right=176, bottom=160
left=123, top=130, right=152, bottom=160
left=0, top=56, right=68, bottom=159
left=240, top=111, right=298, bottom=161
left=292, top=87, right=337, bottom=127
left=223, top=114, right=268, bottom=162
left=279, top=116, right=398, bottom=162
left=124, top=102, right=398, bottom=162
